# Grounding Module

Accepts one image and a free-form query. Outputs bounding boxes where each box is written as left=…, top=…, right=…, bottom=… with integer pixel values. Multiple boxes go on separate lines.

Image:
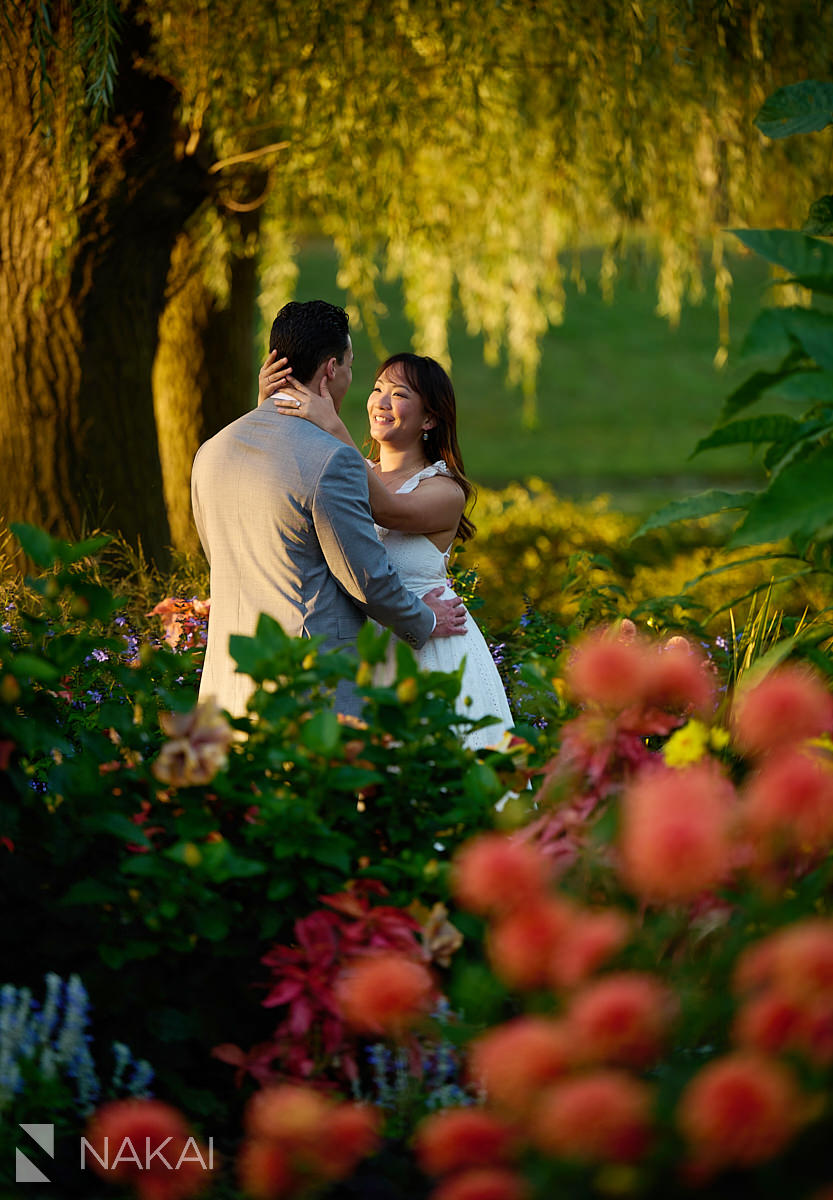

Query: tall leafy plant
left=638, top=82, right=833, bottom=582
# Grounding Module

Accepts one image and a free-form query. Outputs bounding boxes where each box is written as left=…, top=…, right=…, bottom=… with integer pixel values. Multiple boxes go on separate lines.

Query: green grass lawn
left=281, top=241, right=781, bottom=513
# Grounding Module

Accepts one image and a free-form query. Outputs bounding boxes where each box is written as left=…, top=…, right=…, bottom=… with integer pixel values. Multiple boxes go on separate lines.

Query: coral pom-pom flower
left=549, top=908, right=630, bottom=989
left=769, top=920, right=833, bottom=1004
left=336, top=953, right=434, bottom=1036
left=742, top=746, right=833, bottom=853
left=429, top=1166, right=530, bottom=1200
left=620, top=761, right=734, bottom=902
left=244, top=1084, right=330, bottom=1146
left=415, top=1108, right=515, bottom=1176
left=488, top=898, right=573, bottom=990
left=731, top=664, right=833, bottom=757
left=532, top=1071, right=654, bottom=1163
left=566, top=972, right=674, bottom=1068
left=84, top=1100, right=209, bottom=1199
left=315, top=1103, right=380, bottom=1179
left=677, top=1052, right=804, bottom=1169
left=237, top=1138, right=293, bottom=1200
left=564, top=629, right=650, bottom=711
left=643, top=641, right=716, bottom=716
left=452, top=833, right=548, bottom=916
left=468, top=1016, right=573, bottom=1114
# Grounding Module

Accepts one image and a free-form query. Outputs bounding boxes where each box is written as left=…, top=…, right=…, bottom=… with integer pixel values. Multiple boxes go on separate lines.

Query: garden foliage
left=639, top=81, right=833, bottom=603
left=6, top=515, right=833, bottom=1198
left=0, top=525, right=521, bottom=1143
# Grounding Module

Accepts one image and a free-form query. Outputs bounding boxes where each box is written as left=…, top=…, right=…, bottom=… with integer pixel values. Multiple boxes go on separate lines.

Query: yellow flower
left=183, top=842, right=202, bottom=868
left=663, top=719, right=710, bottom=768
left=709, top=726, right=731, bottom=751
left=396, top=677, right=419, bottom=704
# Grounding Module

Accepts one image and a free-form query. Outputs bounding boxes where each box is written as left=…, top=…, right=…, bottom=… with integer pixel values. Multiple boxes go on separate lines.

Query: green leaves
left=11, top=523, right=111, bottom=567
left=300, top=711, right=340, bottom=755
left=754, top=81, right=833, bottom=139
left=694, top=415, right=801, bottom=456
left=731, top=445, right=833, bottom=549
left=729, top=230, right=833, bottom=296
left=633, top=491, right=757, bottom=539
left=651, top=135, right=833, bottom=559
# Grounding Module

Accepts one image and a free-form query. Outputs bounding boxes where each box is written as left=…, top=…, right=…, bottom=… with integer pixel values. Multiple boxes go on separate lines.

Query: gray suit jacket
left=191, top=400, right=434, bottom=717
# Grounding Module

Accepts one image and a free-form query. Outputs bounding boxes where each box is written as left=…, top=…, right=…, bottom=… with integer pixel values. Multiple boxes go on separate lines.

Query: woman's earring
left=422, top=430, right=429, bottom=441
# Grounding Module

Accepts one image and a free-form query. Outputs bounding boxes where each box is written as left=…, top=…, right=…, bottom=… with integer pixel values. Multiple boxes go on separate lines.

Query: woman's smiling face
left=367, top=365, right=434, bottom=446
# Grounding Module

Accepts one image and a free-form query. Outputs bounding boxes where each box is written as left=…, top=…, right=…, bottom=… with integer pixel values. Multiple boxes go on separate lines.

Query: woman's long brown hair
left=368, top=353, right=476, bottom=541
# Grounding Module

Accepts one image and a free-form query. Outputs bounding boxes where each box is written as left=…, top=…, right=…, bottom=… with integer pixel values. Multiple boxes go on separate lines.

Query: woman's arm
left=366, top=472, right=465, bottom=536
left=260, top=353, right=465, bottom=536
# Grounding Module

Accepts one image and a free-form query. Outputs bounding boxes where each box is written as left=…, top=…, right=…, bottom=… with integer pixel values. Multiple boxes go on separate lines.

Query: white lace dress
left=373, top=461, right=514, bottom=751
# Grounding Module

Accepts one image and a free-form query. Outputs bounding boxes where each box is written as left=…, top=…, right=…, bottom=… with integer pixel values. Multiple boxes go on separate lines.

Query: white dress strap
left=395, top=461, right=453, bottom=494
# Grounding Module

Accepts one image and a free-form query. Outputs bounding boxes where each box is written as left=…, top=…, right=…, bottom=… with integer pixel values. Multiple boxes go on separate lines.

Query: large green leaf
left=766, top=370, right=833, bottom=404
left=10, top=653, right=61, bottom=683
left=730, top=444, right=833, bottom=547
left=780, top=309, right=833, bottom=372
left=60, top=879, right=119, bottom=906
left=740, top=309, right=798, bottom=360
left=300, top=710, right=340, bottom=755
left=738, top=306, right=833, bottom=372
left=11, top=523, right=59, bottom=567
left=764, top=417, right=833, bottom=472
left=693, top=415, right=800, bottom=456
left=730, top=229, right=833, bottom=296
left=684, top=551, right=795, bottom=589
left=86, top=812, right=151, bottom=844
left=632, top=490, right=756, bottom=539
left=57, top=533, right=112, bottom=564
left=228, top=613, right=291, bottom=675
left=754, top=81, right=833, bottom=139
left=722, top=361, right=803, bottom=420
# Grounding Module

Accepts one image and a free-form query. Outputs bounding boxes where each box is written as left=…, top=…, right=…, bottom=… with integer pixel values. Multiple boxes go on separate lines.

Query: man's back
left=192, top=401, right=432, bottom=716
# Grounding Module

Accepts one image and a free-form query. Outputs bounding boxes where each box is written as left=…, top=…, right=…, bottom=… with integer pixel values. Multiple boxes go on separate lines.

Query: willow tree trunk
left=0, top=39, right=86, bottom=542
left=0, top=13, right=210, bottom=566
left=153, top=208, right=261, bottom=556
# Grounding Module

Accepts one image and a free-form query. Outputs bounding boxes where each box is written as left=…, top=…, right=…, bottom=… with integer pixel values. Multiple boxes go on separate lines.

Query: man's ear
left=325, top=356, right=337, bottom=380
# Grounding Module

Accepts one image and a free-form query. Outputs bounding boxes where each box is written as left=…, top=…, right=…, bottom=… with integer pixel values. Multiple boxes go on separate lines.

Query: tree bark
left=0, top=11, right=211, bottom=565
left=153, top=208, right=261, bottom=556
left=0, top=33, right=86, bottom=544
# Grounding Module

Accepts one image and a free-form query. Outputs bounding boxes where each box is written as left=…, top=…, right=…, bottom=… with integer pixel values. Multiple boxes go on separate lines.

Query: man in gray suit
left=191, top=300, right=466, bottom=718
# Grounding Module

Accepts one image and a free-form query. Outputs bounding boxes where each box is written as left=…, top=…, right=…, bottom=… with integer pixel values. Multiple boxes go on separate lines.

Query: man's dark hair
left=268, top=300, right=350, bottom=385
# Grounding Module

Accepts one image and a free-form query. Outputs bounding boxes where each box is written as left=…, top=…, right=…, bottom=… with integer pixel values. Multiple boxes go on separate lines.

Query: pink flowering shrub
left=213, top=880, right=452, bottom=1089
left=403, top=633, right=833, bottom=1199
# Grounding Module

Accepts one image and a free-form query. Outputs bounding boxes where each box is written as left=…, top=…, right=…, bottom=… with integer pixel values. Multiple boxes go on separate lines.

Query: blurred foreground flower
left=566, top=972, right=674, bottom=1069
left=85, top=1099, right=212, bottom=1200
left=742, top=745, right=833, bottom=857
left=152, top=699, right=234, bottom=787
left=452, top=832, right=549, bottom=916
left=731, top=664, right=833, bottom=758
left=531, top=1071, right=654, bottom=1163
left=239, top=1084, right=379, bottom=1197
left=620, top=761, right=734, bottom=901
left=677, top=1052, right=806, bottom=1172
left=467, top=1017, right=572, bottom=1116
left=429, top=1166, right=530, bottom=1200
left=415, top=1107, right=516, bottom=1175
left=336, top=953, right=436, bottom=1037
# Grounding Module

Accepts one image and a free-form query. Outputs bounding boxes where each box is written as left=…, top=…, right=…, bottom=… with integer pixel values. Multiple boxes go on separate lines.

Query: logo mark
left=16, top=1123, right=54, bottom=1184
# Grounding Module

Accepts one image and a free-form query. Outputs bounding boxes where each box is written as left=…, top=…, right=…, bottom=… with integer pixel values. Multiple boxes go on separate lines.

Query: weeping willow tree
left=1, top=0, right=830, bottom=560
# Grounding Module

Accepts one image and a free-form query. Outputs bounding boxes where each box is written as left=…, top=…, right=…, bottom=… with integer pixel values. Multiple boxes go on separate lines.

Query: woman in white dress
left=259, top=350, right=514, bottom=751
